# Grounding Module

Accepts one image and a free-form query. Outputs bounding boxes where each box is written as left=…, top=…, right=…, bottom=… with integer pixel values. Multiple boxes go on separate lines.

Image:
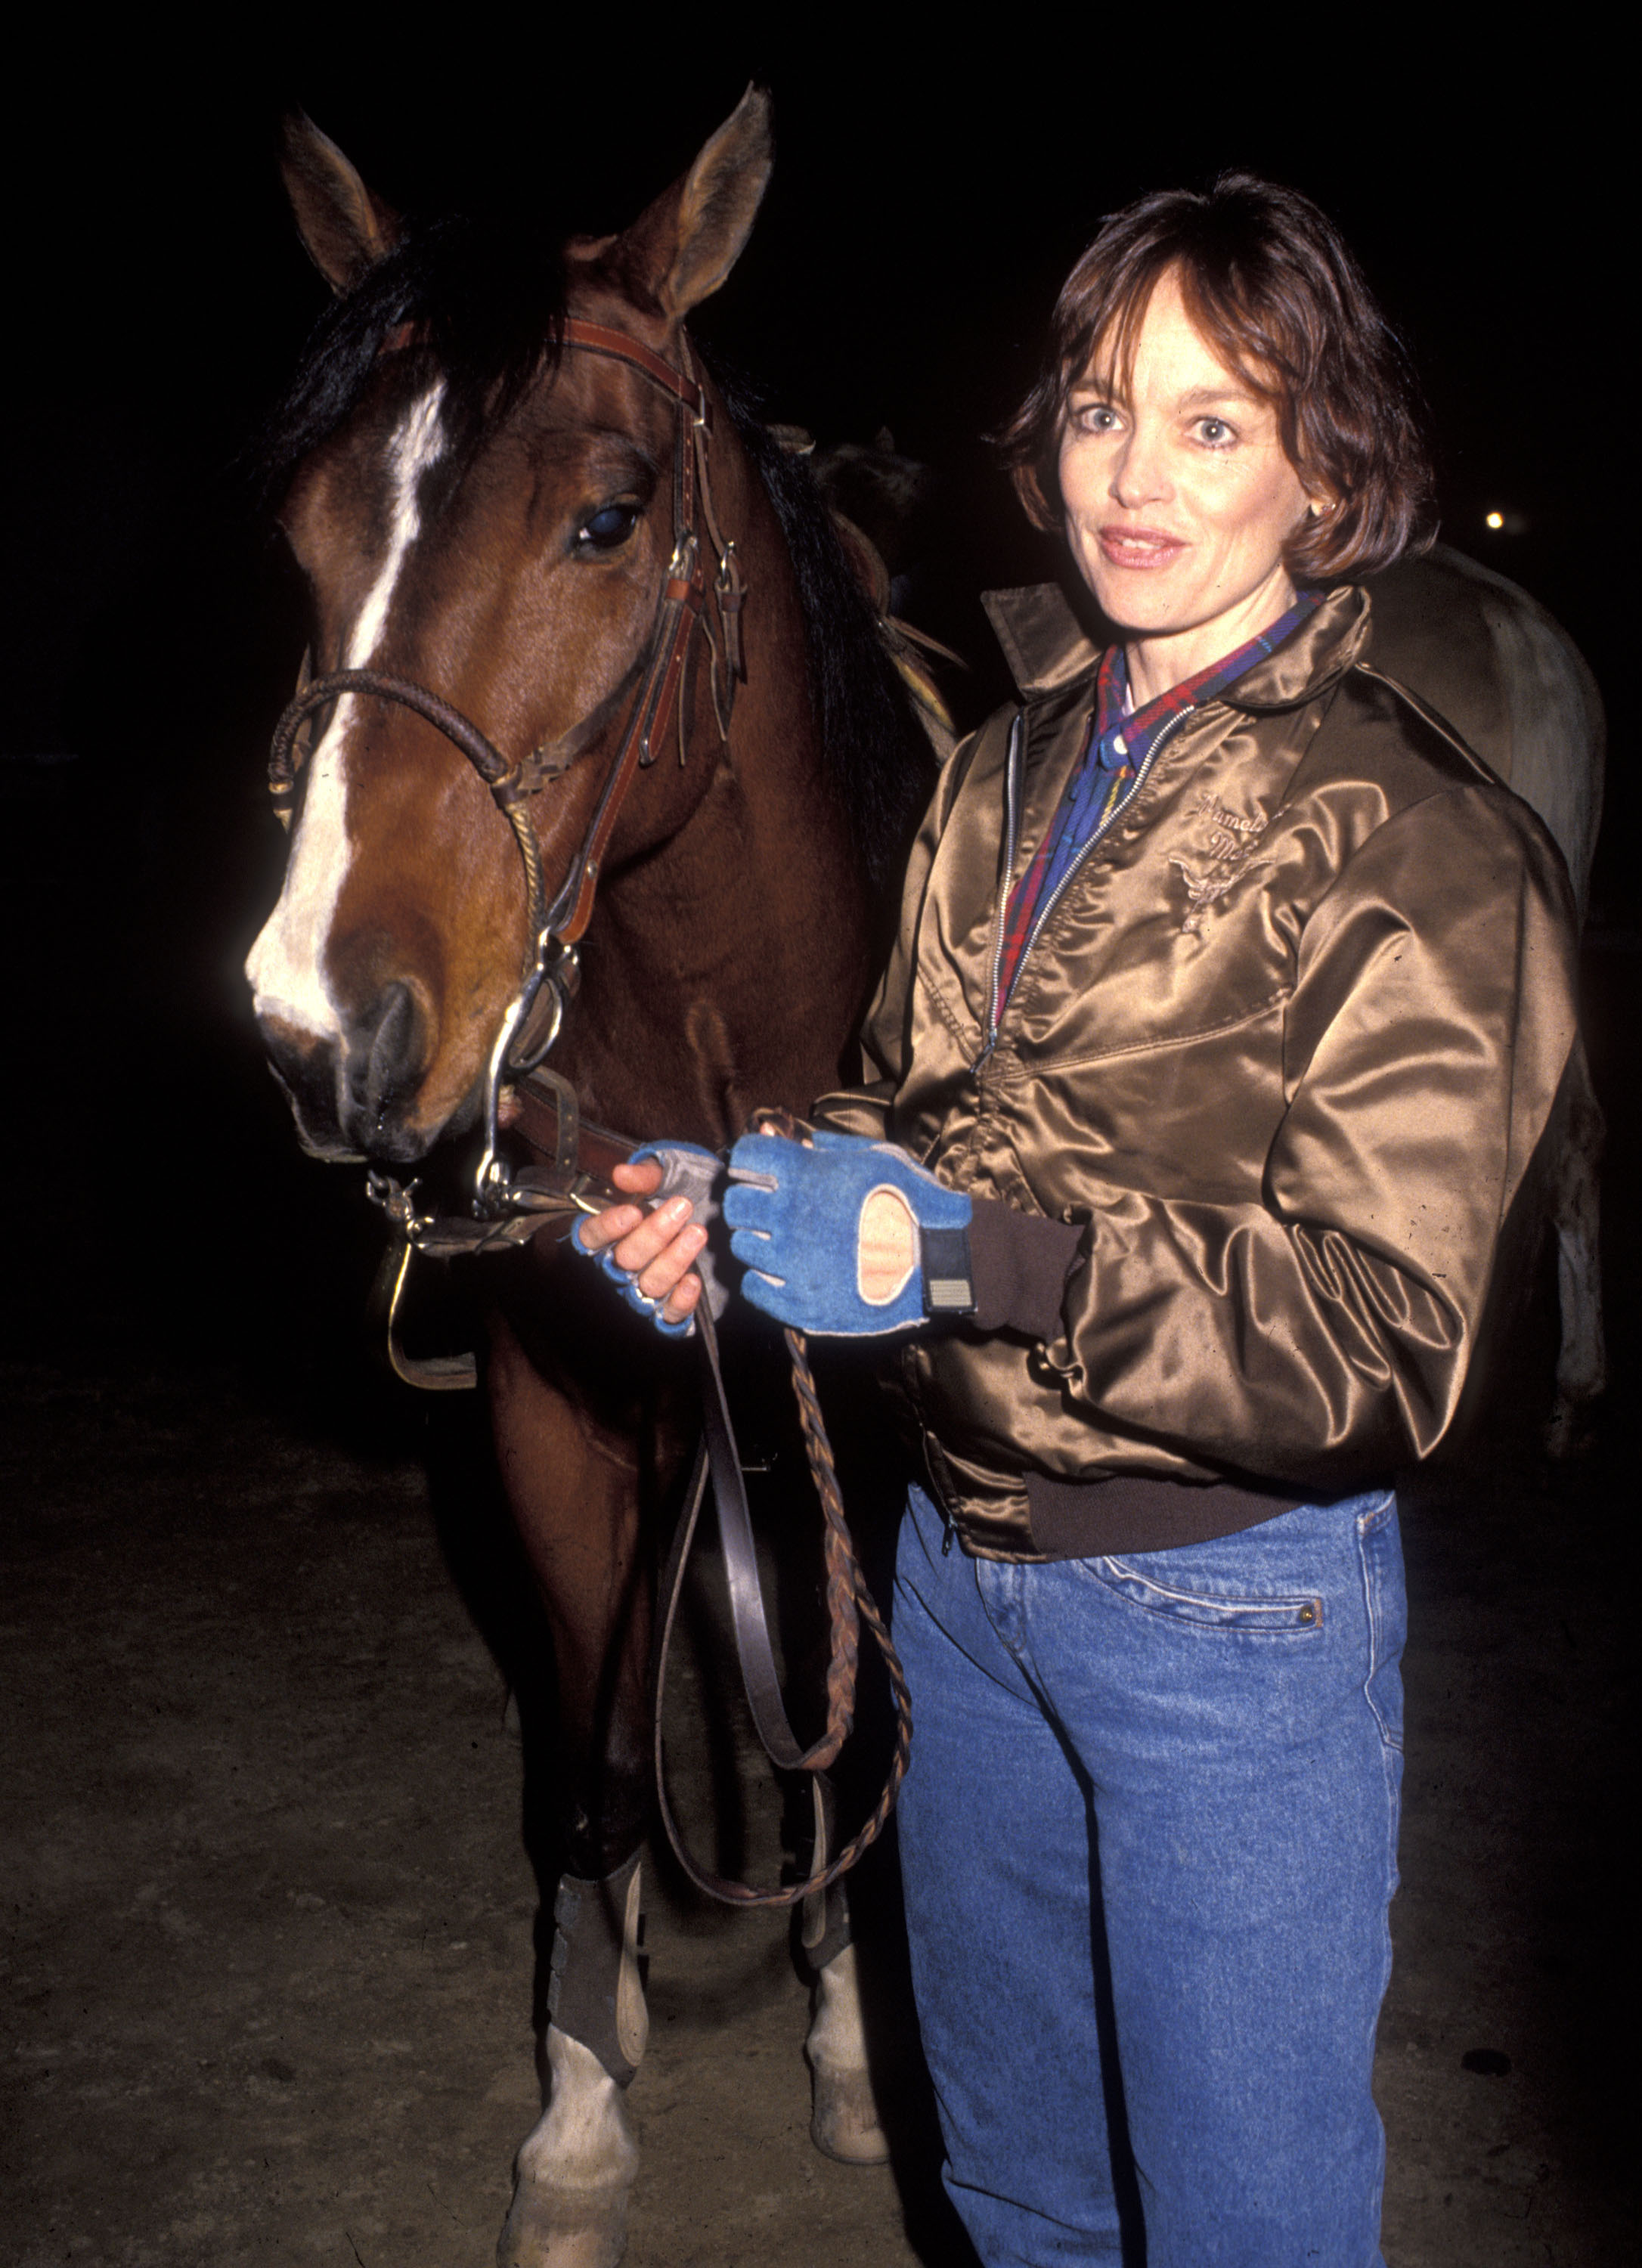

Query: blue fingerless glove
left=571, top=1140, right=727, bottom=1338
left=723, top=1129, right=974, bottom=1336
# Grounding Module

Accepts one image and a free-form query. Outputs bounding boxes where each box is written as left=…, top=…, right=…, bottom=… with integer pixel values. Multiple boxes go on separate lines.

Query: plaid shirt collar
left=1089, top=586, right=1325, bottom=774
left=994, top=588, right=1324, bottom=1018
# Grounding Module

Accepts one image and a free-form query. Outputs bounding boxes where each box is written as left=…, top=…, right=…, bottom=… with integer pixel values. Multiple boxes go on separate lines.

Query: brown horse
left=246, top=89, right=933, bottom=2268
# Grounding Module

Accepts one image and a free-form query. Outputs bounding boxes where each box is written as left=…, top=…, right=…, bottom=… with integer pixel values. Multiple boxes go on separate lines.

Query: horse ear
left=280, top=112, right=402, bottom=295
left=613, top=85, right=773, bottom=318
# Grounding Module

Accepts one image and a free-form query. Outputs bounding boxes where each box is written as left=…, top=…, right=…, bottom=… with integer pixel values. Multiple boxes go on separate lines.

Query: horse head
left=246, top=92, right=787, bottom=1166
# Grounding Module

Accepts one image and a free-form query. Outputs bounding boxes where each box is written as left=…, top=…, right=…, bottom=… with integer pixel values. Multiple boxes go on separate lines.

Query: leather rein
left=263, top=320, right=909, bottom=1910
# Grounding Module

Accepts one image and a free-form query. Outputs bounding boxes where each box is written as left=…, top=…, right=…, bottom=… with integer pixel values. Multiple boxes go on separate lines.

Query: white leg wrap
left=805, top=1943, right=890, bottom=2165
left=497, top=2028, right=640, bottom=2268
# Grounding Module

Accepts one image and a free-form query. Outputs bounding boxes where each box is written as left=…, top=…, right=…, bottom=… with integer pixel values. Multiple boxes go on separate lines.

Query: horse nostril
left=348, top=981, right=426, bottom=1145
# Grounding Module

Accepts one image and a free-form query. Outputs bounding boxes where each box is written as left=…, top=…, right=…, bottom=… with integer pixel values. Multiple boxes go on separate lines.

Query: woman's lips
left=1097, top=525, right=1187, bottom=569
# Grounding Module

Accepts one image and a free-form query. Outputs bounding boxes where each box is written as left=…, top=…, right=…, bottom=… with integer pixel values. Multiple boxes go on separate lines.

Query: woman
left=580, top=175, right=1578, bottom=2264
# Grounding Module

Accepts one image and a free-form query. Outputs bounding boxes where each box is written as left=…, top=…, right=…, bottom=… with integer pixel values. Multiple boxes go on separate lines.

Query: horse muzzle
left=256, top=981, right=441, bottom=1166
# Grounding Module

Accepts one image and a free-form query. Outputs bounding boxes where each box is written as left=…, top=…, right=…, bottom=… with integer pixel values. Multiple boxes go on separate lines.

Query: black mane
left=259, top=208, right=569, bottom=484
left=260, top=212, right=934, bottom=900
left=711, top=364, right=935, bottom=894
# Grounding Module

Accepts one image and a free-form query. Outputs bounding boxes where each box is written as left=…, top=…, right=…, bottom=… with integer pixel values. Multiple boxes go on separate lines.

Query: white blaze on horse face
left=342, top=383, right=446, bottom=673
left=245, top=382, right=448, bottom=1043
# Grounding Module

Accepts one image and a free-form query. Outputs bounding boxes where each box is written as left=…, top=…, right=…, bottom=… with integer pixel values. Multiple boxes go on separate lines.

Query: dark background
left=0, top=32, right=1634, bottom=2258
left=1, top=39, right=1628, bottom=1390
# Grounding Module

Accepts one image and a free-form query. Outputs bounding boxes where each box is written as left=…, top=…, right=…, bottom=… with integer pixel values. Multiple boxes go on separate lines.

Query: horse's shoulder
left=1357, top=547, right=1603, bottom=908
left=1314, top=659, right=1503, bottom=808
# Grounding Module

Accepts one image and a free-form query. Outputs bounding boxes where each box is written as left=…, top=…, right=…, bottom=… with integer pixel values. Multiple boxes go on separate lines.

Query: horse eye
left=577, top=503, right=640, bottom=551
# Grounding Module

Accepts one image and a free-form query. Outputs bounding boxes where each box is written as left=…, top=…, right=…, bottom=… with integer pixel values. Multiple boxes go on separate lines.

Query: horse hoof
left=809, top=2056, right=892, bottom=2164
left=497, top=2028, right=638, bottom=2268
left=805, top=1944, right=890, bottom=2165
left=496, top=2179, right=632, bottom=2268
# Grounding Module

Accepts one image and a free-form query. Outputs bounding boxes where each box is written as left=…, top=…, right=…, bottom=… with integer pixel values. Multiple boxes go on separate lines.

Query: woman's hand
left=575, top=1131, right=932, bottom=1335
left=576, top=1157, right=707, bottom=1328
left=723, top=1128, right=974, bottom=1334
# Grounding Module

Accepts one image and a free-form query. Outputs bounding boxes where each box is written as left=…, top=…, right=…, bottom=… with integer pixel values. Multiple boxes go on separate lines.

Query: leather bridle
left=265, top=318, right=747, bottom=1217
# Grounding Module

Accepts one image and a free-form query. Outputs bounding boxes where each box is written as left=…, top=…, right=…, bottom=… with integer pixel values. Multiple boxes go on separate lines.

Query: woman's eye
left=1193, top=417, right=1236, bottom=448
left=576, top=503, right=640, bottom=552
left=1075, top=404, right=1120, bottom=434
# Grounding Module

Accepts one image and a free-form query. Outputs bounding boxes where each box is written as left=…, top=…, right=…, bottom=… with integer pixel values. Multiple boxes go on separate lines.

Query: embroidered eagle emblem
left=1172, top=795, right=1272, bottom=932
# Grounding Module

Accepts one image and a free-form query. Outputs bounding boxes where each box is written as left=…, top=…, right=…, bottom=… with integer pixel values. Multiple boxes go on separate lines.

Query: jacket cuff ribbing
left=966, top=1200, right=1085, bottom=1339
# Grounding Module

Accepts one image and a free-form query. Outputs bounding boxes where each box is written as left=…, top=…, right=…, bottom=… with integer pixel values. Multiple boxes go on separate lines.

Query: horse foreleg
left=503, top=1849, right=648, bottom=2262
left=1547, top=1033, right=1608, bottom=1457
left=504, top=1857, right=646, bottom=2268
left=799, top=1783, right=890, bottom=2165
left=485, top=1304, right=663, bottom=2268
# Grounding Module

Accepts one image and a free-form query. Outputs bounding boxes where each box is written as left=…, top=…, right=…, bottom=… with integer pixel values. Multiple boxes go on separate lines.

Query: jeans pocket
left=1077, top=1553, right=1324, bottom=1634
left=1356, top=1493, right=1406, bottom=1752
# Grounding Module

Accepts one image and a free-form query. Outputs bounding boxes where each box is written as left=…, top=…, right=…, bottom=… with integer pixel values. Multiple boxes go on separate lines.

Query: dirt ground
left=3, top=1263, right=1639, bottom=2267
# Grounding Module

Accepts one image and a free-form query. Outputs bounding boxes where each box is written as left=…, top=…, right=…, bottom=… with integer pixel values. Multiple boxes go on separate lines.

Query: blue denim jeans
left=894, top=1482, right=1405, bottom=2268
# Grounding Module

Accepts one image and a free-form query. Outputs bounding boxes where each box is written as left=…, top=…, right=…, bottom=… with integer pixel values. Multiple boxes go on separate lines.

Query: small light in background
left=1486, top=511, right=1504, bottom=530
left=1483, top=507, right=1529, bottom=535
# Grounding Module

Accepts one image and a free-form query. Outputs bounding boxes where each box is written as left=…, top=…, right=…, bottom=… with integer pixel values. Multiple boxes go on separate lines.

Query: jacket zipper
left=973, top=712, right=1025, bottom=1072
left=972, top=702, right=1193, bottom=1073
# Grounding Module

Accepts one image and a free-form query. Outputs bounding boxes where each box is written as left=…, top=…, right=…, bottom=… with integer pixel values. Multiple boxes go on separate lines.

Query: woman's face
left=1057, top=269, right=1317, bottom=666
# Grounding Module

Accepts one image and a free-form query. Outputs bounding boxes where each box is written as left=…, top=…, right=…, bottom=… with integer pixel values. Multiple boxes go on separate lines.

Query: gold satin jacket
left=816, top=582, right=1580, bottom=1560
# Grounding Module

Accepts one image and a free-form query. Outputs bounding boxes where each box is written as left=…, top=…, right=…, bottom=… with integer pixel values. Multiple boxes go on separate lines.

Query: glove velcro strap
left=921, top=1222, right=977, bottom=1317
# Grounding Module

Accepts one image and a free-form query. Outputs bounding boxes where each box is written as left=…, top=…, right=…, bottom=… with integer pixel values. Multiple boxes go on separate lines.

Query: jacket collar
left=981, top=580, right=1371, bottom=712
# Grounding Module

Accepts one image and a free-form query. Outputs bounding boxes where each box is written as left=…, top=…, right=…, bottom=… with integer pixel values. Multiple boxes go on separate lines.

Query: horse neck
left=559, top=417, right=878, bottom=1146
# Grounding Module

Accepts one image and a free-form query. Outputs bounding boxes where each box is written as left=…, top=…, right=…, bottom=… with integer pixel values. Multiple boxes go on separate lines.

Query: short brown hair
left=999, top=174, right=1436, bottom=581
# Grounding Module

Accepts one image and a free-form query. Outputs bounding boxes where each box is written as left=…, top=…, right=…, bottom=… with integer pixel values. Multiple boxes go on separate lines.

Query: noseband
left=265, top=320, right=747, bottom=1212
